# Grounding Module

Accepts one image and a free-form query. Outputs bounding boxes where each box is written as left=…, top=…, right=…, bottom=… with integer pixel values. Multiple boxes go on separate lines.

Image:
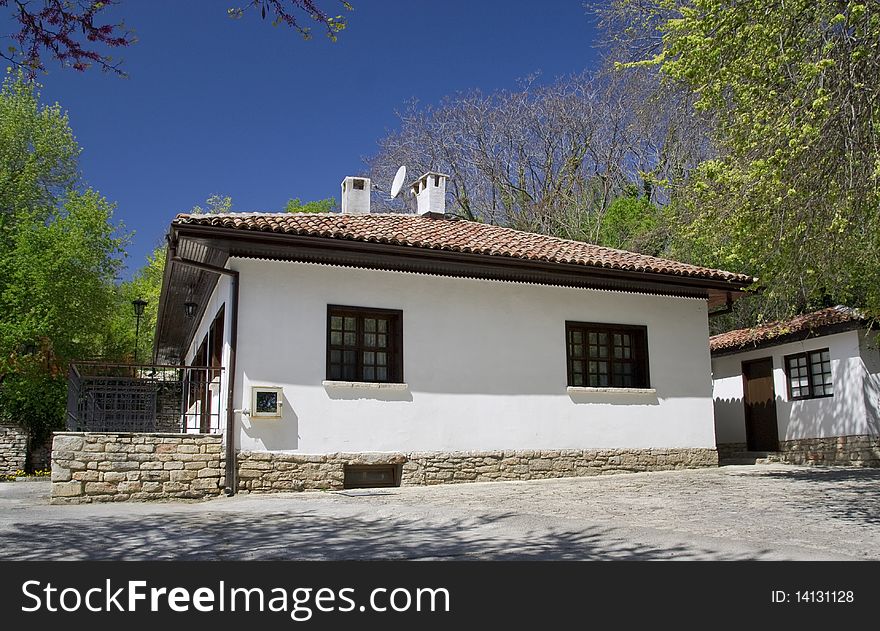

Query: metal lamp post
left=132, top=298, right=148, bottom=364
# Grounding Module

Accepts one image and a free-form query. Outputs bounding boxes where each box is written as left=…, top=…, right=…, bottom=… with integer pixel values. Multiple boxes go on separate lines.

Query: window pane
left=571, top=331, right=582, bottom=345
left=568, top=323, right=647, bottom=388
left=328, top=308, right=400, bottom=383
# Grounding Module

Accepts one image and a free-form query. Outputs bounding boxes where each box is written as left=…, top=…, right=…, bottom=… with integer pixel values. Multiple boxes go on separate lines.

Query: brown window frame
left=326, top=305, right=403, bottom=383
left=784, top=348, right=833, bottom=400
left=565, top=321, right=650, bottom=388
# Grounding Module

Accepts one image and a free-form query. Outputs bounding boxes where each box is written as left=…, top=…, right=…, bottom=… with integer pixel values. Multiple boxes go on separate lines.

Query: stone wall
left=0, top=423, right=28, bottom=476
left=50, top=432, right=224, bottom=504
left=237, top=447, right=719, bottom=493
left=776, top=435, right=880, bottom=467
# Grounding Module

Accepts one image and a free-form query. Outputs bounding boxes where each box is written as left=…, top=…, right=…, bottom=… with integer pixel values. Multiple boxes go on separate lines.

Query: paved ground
left=1, top=464, right=878, bottom=560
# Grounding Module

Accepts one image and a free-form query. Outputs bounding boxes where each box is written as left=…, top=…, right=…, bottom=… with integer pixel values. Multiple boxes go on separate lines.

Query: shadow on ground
left=0, top=508, right=773, bottom=561
left=747, top=467, right=880, bottom=526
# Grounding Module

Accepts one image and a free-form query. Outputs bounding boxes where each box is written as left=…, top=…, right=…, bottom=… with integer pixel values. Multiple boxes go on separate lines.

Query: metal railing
left=66, top=362, right=225, bottom=434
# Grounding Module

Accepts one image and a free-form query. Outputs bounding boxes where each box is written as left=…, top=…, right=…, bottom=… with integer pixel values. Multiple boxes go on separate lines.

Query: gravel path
left=2, top=464, right=877, bottom=560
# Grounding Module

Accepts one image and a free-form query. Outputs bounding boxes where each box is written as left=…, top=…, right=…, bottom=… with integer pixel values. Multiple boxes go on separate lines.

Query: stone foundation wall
left=237, top=447, right=719, bottom=493
left=776, top=435, right=880, bottom=467
left=0, top=423, right=28, bottom=476
left=50, top=432, right=224, bottom=504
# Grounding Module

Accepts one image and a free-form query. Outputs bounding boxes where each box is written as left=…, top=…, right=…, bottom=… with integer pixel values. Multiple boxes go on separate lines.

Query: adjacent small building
left=710, top=306, right=880, bottom=466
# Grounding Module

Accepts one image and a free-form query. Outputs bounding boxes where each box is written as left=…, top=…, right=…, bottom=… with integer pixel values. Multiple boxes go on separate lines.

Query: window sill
left=322, top=380, right=409, bottom=391
left=566, top=386, right=656, bottom=395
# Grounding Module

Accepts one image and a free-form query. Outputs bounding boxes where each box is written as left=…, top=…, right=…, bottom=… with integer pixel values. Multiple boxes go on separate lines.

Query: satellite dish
left=390, top=165, right=407, bottom=199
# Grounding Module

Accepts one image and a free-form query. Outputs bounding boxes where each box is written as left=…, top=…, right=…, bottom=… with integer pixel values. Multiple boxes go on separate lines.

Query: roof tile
left=709, top=306, right=865, bottom=353
left=173, top=212, right=754, bottom=284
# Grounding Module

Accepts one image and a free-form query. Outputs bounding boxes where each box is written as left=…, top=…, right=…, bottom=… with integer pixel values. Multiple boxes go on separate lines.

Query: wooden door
left=742, top=357, right=779, bottom=451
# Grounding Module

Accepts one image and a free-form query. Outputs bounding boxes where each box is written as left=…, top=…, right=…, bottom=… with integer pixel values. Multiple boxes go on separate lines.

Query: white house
left=710, top=306, right=880, bottom=466
left=153, top=172, right=754, bottom=493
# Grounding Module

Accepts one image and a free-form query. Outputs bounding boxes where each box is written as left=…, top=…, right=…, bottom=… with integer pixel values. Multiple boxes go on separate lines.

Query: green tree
left=104, top=245, right=166, bottom=364
left=597, top=192, right=663, bottom=255
left=284, top=197, right=336, bottom=213
left=0, top=70, right=79, bottom=229
left=190, top=194, right=233, bottom=215
left=605, top=0, right=880, bottom=322
left=0, top=72, right=126, bottom=442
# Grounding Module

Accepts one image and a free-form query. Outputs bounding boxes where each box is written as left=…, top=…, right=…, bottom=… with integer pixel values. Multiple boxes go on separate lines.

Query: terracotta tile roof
left=172, top=212, right=754, bottom=284
left=709, top=306, right=866, bottom=353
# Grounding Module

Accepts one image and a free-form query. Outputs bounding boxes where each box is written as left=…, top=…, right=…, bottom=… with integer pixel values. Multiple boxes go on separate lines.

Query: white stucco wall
left=711, top=329, right=873, bottom=443
left=214, top=258, right=715, bottom=454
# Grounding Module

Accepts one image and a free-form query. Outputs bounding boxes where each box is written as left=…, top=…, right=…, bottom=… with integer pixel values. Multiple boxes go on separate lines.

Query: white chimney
left=340, top=176, right=371, bottom=214
left=411, top=172, right=448, bottom=215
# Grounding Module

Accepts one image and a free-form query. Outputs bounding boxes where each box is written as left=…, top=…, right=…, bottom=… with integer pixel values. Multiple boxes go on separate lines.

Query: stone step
left=720, top=451, right=782, bottom=466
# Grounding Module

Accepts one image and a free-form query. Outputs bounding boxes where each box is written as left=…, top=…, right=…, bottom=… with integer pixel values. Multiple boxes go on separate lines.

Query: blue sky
left=36, top=1, right=601, bottom=277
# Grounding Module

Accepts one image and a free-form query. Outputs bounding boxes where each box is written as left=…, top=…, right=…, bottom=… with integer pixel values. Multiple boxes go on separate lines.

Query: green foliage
left=284, top=197, right=336, bottom=213
left=103, top=246, right=167, bottom=363
left=614, top=0, right=880, bottom=322
left=598, top=193, right=663, bottom=254
left=0, top=71, right=126, bottom=438
left=190, top=194, right=232, bottom=215
left=0, top=70, right=79, bottom=227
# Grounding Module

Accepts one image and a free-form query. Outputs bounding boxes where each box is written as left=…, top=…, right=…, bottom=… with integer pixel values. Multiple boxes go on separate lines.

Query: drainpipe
left=168, top=243, right=240, bottom=496
left=708, top=292, right=734, bottom=318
